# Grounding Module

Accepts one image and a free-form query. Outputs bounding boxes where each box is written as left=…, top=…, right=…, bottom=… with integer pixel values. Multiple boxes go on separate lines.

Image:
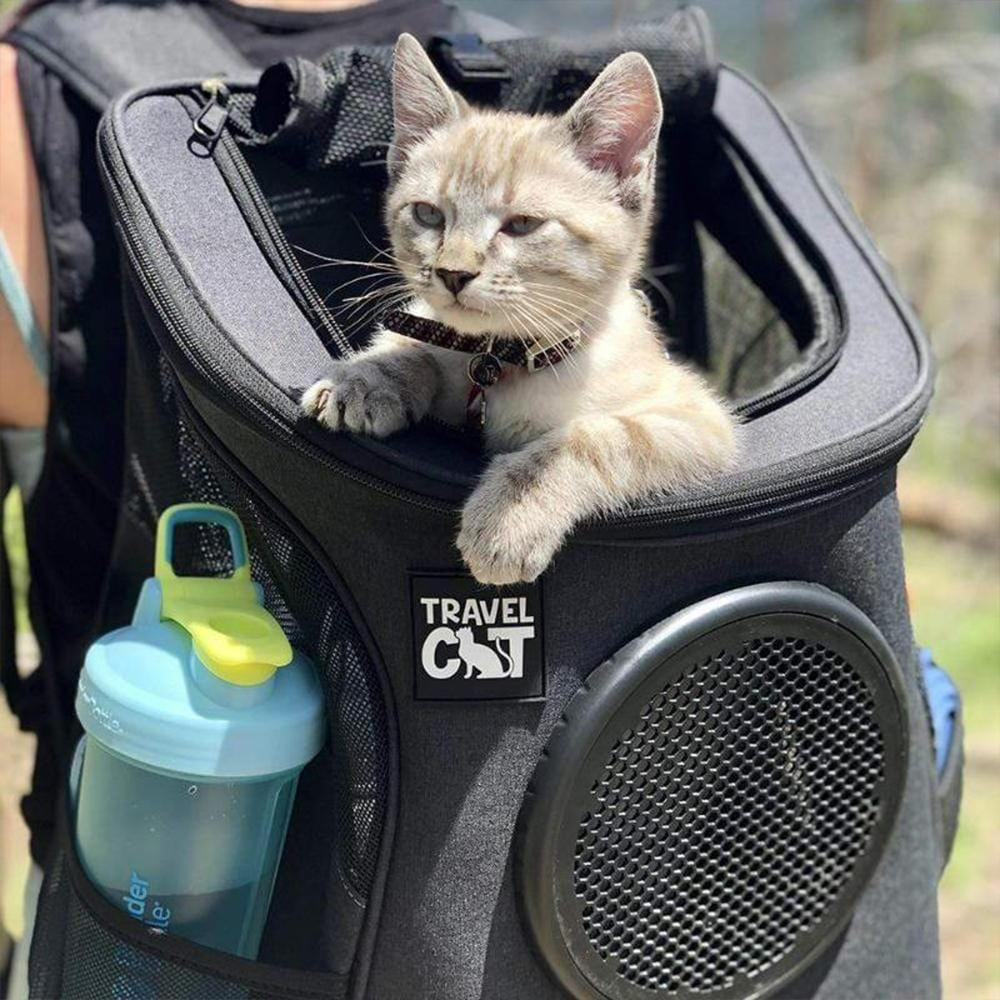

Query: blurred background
left=2, top=0, right=997, bottom=995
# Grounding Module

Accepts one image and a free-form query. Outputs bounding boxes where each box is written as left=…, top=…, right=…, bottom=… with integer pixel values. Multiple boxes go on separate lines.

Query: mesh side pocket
left=29, top=829, right=345, bottom=1000
left=120, top=353, right=390, bottom=904
left=172, top=406, right=389, bottom=900
left=106, top=292, right=391, bottom=974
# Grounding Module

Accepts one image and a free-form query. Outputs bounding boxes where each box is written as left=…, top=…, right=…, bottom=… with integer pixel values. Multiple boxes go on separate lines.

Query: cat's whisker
left=521, top=285, right=607, bottom=326
left=500, top=304, right=538, bottom=354
left=320, top=270, right=405, bottom=302
left=517, top=286, right=606, bottom=330
left=293, top=246, right=399, bottom=273
left=303, top=260, right=398, bottom=276
left=519, top=280, right=611, bottom=313
left=336, top=291, right=413, bottom=342
left=333, top=285, right=410, bottom=326
left=517, top=294, right=597, bottom=351
left=505, top=301, right=571, bottom=381
left=349, top=219, right=407, bottom=266
left=516, top=300, right=586, bottom=376
left=329, top=278, right=409, bottom=319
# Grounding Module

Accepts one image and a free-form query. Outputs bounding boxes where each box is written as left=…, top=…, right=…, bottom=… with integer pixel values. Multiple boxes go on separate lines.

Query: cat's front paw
left=301, top=360, right=410, bottom=438
left=457, top=455, right=569, bottom=585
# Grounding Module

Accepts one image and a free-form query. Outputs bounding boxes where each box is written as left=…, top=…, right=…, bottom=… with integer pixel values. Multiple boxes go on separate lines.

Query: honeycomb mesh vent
left=573, top=636, right=885, bottom=994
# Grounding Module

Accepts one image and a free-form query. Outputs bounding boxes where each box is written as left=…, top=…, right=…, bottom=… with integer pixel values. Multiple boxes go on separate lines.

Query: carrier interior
left=239, top=120, right=841, bottom=413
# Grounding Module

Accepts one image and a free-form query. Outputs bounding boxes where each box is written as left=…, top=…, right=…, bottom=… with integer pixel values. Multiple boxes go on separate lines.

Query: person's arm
left=0, top=42, right=49, bottom=429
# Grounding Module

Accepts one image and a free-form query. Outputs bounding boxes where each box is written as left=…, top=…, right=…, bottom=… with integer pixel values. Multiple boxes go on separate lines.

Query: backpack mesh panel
left=29, top=839, right=346, bottom=1000
left=229, top=18, right=715, bottom=165
left=114, top=343, right=389, bottom=907
left=171, top=399, right=387, bottom=900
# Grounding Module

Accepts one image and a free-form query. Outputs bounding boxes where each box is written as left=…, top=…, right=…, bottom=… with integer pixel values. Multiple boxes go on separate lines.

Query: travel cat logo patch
left=410, top=575, right=544, bottom=700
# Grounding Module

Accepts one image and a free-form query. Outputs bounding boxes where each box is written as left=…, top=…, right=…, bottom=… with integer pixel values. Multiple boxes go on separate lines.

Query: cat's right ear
left=388, top=34, right=465, bottom=180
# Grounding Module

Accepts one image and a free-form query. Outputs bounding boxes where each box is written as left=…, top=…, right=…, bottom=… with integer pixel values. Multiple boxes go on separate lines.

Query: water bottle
left=73, top=504, right=325, bottom=958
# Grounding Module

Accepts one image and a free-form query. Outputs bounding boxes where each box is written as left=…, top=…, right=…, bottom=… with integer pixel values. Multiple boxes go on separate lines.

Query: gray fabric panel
left=121, top=95, right=331, bottom=390
left=10, top=0, right=254, bottom=110
left=712, top=70, right=922, bottom=467
left=703, top=141, right=839, bottom=401
left=189, top=385, right=940, bottom=1000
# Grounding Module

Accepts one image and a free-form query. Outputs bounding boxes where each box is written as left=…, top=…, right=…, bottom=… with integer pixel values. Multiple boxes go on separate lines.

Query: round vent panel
left=516, top=583, right=907, bottom=1000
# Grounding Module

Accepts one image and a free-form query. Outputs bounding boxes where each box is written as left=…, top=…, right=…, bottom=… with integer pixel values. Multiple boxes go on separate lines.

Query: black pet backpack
left=25, top=9, right=962, bottom=1000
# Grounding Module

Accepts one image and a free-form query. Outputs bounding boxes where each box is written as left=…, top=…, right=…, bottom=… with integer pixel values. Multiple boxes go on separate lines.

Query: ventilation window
left=517, top=584, right=907, bottom=1000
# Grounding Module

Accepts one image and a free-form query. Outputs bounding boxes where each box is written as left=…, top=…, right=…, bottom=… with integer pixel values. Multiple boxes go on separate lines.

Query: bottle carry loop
left=146, top=503, right=292, bottom=686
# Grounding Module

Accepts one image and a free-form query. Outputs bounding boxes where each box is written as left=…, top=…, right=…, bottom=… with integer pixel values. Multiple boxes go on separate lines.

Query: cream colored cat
left=302, top=33, right=737, bottom=585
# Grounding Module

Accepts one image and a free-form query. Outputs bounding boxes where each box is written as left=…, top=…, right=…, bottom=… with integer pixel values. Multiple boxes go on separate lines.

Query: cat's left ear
left=563, top=52, right=663, bottom=208
left=388, top=33, right=467, bottom=180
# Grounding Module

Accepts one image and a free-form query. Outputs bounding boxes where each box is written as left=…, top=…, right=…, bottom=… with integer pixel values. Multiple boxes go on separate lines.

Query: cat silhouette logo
left=411, top=575, right=544, bottom=700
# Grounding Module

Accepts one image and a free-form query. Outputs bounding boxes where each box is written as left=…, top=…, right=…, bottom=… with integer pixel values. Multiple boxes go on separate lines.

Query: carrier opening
left=229, top=122, right=841, bottom=416
left=222, top=79, right=841, bottom=420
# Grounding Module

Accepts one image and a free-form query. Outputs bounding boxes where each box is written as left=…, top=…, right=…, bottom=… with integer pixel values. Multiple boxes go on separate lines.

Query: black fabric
left=7, top=0, right=254, bottom=110
left=5, top=0, right=460, bottom=868
left=174, top=376, right=940, bottom=999
left=205, top=0, right=455, bottom=65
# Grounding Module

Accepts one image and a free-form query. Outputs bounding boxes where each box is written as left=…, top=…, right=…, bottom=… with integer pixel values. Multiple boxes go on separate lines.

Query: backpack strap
left=6, top=0, right=255, bottom=110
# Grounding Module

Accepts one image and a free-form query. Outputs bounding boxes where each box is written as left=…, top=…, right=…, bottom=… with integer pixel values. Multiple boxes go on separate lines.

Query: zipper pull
left=191, top=78, right=230, bottom=150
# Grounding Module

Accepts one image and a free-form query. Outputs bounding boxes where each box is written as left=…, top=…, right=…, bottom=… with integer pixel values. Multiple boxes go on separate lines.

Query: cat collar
left=382, top=310, right=581, bottom=377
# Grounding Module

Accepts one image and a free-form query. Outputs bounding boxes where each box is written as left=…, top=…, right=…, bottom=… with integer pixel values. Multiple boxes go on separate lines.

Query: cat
left=301, top=33, right=737, bottom=585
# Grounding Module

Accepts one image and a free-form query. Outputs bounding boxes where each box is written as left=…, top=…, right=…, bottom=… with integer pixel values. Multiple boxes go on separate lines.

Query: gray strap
left=8, top=0, right=255, bottom=110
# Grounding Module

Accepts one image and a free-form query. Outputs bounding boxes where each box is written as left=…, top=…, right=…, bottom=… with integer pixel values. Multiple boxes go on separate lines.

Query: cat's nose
left=435, top=268, right=479, bottom=296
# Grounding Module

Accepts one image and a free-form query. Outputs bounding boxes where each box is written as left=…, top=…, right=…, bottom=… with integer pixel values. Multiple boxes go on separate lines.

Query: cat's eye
left=502, top=215, right=544, bottom=236
left=412, top=202, right=445, bottom=228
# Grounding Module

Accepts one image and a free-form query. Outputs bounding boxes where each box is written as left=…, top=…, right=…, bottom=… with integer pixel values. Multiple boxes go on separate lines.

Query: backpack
left=10, top=6, right=960, bottom=999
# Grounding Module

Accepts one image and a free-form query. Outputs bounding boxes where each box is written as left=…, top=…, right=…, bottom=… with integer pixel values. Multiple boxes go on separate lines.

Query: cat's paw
left=457, top=456, right=568, bottom=585
left=301, top=361, right=410, bottom=438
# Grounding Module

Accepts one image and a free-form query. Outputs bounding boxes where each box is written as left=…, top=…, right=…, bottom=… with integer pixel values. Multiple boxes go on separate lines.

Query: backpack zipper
left=197, top=84, right=351, bottom=357
left=98, top=88, right=921, bottom=535
left=99, top=103, right=453, bottom=516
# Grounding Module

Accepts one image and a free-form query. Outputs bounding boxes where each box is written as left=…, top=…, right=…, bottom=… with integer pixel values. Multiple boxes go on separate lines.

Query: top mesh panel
left=229, top=16, right=716, bottom=169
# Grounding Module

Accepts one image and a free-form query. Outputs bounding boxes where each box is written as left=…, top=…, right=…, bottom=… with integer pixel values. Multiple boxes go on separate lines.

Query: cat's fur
left=302, top=33, right=737, bottom=584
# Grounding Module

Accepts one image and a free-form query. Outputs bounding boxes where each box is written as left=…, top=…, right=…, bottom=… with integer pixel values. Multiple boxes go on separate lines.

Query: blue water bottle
left=73, top=504, right=324, bottom=958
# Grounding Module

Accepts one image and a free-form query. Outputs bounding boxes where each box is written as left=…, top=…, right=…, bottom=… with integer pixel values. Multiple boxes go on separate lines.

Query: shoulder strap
left=6, top=0, right=255, bottom=110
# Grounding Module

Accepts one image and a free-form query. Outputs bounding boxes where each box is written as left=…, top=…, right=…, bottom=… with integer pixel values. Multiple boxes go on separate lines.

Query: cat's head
left=385, top=33, right=662, bottom=340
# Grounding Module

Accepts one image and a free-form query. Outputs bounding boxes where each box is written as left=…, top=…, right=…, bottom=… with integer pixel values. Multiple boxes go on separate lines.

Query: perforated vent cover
left=516, top=584, right=907, bottom=1000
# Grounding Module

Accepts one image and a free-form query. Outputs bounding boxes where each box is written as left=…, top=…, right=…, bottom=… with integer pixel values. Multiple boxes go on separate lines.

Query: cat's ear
left=563, top=52, right=662, bottom=206
left=389, top=33, right=466, bottom=179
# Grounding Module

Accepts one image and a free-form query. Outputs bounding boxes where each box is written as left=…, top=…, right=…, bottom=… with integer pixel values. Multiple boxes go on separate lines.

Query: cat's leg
left=301, top=332, right=441, bottom=438
left=458, top=407, right=736, bottom=585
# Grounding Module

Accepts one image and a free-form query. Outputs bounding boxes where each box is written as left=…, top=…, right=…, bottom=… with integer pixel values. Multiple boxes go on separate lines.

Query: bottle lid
left=155, top=505, right=292, bottom=686
left=75, top=505, right=324, bottom=778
